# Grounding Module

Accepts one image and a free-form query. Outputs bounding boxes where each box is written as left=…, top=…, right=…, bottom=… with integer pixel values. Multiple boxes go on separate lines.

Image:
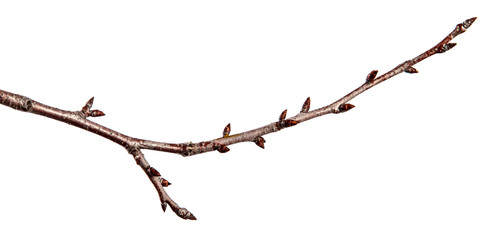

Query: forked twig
left=0, top=17, right=477, bottom=220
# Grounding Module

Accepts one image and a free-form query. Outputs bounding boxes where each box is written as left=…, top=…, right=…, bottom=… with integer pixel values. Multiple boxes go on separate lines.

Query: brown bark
left=0, top=17, right=477, bottom=220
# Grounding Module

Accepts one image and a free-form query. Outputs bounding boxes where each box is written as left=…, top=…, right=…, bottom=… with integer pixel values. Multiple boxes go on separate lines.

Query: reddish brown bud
left=404, top=67, right=418, bottom=74
left=81, top=97, right=95, bottom=117
left=82, top=97, right=94, bottom=112
left=217, top=145, right=230, bottom=153
left=149, top=167, right=161, bottom=176
left=279, top=109, right=287, bottom=122
left=254, top=136, right=266, bottom=149
left=301, top=97, right=311, bottom=113
left=222, top=123, right=231, bottom=137
left=161, top=178, right=171, bottom=187
left=366, top=70, right=378, bottom=83
left=437, top=43, right=457, bottom=53
left=161, top=202, right=168, bottom=212
left=283, top=119, right=298, bottom=127
left=462, top=17, right=477, bottom=29
left=90, top=109, right=105, bottom=117
left=338, top=103, right=355, bottom=113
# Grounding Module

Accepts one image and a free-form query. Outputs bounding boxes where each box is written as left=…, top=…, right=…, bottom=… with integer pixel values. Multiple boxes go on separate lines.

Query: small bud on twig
left=81, top=97, right=94, bottom=113
left=338, top=103, right=355, bottom=113
left=216, top=145, right=230, bottom=153
left=366, top=70, right=378, bottom=83
left=80, top=97, right=105, bottom=117
left=301, top=97, right=311, bottom=113
left=279, top=109, right=287, bottom=122
left=283, top=119, right=298, bottom=127
left=149, top=167, right=161, bottom=176
left=462, top=17, right=477, bottom=29
left=161, top=178, right=171, bottom=187
left=176, top=208, right=197, bottom=220
left=161, top=202, right=168, bottom=212
left=276, top=109, right=298, bottom=128
left=222, top=123, right=231, bottom=137
left=404, top=67, right=418, bottom=74
left=90, top=109, right=105, bottom=117
left=437, top=43, right=457, bottom=53
left=254, top=136, right=266, bottom=149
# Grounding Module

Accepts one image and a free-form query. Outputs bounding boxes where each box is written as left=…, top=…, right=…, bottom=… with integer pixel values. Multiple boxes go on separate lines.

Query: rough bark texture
left=0, top=17, right=477, bottom=220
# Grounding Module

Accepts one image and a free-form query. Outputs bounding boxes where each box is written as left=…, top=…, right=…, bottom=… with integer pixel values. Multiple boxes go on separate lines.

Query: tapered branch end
left=300, top=97, right=311, bottom=113
left=176, top=208, right=197, bottom=220
left=463, top=17, right=477, bottom=29
left=456, top=17, right=477, bottom=34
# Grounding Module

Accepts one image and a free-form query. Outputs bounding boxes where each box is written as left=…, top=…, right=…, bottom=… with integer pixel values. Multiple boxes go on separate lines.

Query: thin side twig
left=0, top=17, right=476, bottom=220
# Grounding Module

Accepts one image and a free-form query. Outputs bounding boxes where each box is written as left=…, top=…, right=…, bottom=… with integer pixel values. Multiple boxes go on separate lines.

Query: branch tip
left=176, top=208, right=197, bottom=220
left=222, top=123, right=231, bottom=137
left=301, top=97, right=311, bottom=113
left=366, top=70, right=378, bottom=83
left=462, top=17, right=477, bottom=29
left=161, top=202, right=168, bottom=212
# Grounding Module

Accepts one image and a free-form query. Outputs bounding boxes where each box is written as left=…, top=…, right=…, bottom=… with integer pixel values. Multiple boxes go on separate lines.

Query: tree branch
left=0, top=17, right=476, bottom=220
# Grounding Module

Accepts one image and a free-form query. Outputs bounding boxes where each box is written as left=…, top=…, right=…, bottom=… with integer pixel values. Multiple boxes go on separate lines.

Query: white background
left=0, top=0, right=499, bottom=239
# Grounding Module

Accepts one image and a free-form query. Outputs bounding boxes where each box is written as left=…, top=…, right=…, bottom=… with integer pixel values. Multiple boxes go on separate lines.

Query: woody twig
left=0, top=17, right=476, bottom=220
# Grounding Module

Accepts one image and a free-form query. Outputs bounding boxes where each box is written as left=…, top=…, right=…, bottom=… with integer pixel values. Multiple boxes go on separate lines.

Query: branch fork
left=0, top=17, right=476, bottom=220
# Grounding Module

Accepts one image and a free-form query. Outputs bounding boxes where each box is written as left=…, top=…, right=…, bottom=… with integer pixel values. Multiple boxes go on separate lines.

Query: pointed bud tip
left=86, top=97, right=94, bottom=104
left=161, top=202, right=168, bottom=212
left=90, top=110, right=105, bottom=117
left=339, top=103, right=355, bottom=113
left=465, top=17, right=477, bottom=26
left=301, top=97, right=311, bottom=113
left=279, top=109, right=287, bottom=121
left=161, top=178, right=171, bottom=187
left=177, top=208, right=197, bottom=220
left=366, top=70, right=378, bottom=83
left=222, top=123, right=231, bottom=137
left=254, top=136, right=266, bottom=149
left=405, top=67, right=418, bottom=74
